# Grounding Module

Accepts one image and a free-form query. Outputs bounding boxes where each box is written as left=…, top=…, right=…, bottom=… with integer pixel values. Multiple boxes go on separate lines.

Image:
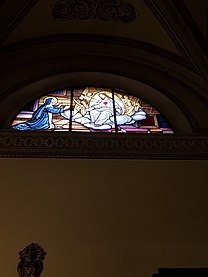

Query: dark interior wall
left=0, top=37, right=206, bottom=133
left=0, top=2, right=207, bottom=276
left=0, top=158, right=207, bottom=277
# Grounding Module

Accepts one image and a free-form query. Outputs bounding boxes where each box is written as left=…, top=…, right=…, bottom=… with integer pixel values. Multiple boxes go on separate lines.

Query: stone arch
left=0, top=35, right=204, bottom=134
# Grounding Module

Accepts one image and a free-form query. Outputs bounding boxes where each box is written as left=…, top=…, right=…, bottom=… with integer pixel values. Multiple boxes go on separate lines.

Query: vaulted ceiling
left=0, top=0, right=207, bottom=144
left=0, top=4, right=208, bottom=277
left=0, top=0, right=207, bottom=73
left=2, top=0, right=179, bottom=54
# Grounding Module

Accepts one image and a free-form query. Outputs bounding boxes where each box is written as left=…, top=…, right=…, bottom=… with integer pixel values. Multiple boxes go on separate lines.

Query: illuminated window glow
left=11, top=87, right=174, bottom=134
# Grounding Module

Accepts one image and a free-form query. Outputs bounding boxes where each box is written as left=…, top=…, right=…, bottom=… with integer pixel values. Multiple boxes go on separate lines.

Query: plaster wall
left=0, top=159, right=207, bottom=277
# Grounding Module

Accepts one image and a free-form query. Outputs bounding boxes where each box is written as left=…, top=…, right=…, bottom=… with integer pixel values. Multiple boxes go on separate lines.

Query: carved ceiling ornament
left=52, top=0, right=137, bottom=23
left=17, top=243, right=46, bottom=277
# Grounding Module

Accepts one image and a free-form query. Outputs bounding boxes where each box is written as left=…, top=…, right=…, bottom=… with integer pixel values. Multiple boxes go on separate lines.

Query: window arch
left=11, top=86, right=174, bottom=134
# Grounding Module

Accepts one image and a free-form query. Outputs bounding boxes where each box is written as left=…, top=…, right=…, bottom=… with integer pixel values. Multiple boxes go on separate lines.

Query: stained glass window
left=11, top=87, right=174, bottom=134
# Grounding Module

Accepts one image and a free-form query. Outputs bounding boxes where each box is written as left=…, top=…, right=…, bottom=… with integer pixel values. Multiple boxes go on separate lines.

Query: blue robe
left=12, top=98, right=64, bottom=130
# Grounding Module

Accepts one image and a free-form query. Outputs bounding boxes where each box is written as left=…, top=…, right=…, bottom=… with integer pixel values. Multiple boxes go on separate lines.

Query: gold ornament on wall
left=17, top=243, right=46, bottom=277
left=52, top=0, right=137, bottom=23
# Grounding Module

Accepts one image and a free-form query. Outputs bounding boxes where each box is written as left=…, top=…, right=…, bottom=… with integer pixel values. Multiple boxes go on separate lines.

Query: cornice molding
left=0, top=34, right=188, bottom=68
left=0, top=131, right=207, bottom=160
left=0, top=34, right=205, bottom=97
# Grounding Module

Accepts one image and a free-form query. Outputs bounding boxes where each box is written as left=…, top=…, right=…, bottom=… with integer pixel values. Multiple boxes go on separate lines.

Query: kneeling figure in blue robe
left=12, top=97, right=65, bottom=130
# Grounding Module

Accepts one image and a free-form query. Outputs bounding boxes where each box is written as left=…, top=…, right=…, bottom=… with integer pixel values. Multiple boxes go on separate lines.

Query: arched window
left=11, top=87, right=174, bottom=134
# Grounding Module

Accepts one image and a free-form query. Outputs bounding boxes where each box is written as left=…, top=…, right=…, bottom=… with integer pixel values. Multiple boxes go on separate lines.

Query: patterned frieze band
left=52, top=0, right=137, bottom=22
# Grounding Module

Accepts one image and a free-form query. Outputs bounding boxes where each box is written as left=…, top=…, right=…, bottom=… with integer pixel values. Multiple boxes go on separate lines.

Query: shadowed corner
left=152, top=268, right=208, bottom=277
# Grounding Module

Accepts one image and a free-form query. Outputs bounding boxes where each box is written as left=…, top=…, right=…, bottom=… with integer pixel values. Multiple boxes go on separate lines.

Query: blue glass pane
left=11, top=90, right=71, bottom=131
left=10, top=87, right=174, bottom=134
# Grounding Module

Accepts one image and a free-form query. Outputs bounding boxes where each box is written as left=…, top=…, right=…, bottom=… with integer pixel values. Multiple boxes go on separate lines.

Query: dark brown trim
left=0, top=34, right=192, bottom=70
left=0, top=131, right=207, bottom=160
left=0, top=0, right=38, bottom=45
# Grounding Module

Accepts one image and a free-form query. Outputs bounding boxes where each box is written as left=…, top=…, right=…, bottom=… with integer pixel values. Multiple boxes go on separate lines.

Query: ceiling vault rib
left=0, top=0, right=38, bottom=46
left=171, top=0, right=207, bottom=57
left=144, top=0, right=208, bottom=79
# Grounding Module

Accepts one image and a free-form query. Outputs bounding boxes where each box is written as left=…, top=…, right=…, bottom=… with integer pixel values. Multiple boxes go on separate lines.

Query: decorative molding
left=17, top=243, right=46, bottom=277
left=0, top=33, right=191, bottom=69
left=0, top=131, right=208, bottom=159
left=51, top=0, right=137, bottom=23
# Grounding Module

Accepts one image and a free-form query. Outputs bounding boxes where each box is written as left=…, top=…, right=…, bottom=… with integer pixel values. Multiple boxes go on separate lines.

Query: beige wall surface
left=0, top=159, right=207, bottom=277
